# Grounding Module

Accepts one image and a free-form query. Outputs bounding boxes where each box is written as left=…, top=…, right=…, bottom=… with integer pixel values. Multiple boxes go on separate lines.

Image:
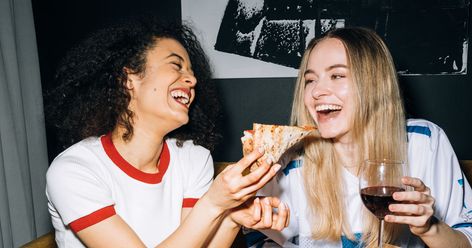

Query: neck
left=333, top=139, right=359, bottom=174
left=111, top=126, right=165, bottom=173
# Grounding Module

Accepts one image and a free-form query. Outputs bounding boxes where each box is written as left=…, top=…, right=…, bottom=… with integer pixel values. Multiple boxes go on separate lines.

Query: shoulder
left=165, top=138, right=212, bottom=170
left=165, top=138, right=211, bottom=158
left=407, top=118, right=446, bottom=151
left=407, top=118, right=443, bottom=138
left=47, top=137, right=104, bottom=182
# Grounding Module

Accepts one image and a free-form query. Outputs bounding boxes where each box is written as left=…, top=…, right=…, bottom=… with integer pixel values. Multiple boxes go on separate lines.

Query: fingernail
left=266, top=158, right=272, bottom=164
left=258, top=147, right=264, bottom=153
left=272, top=164, right=281, bottom=172
left=264, top=197, right=270, bottom=205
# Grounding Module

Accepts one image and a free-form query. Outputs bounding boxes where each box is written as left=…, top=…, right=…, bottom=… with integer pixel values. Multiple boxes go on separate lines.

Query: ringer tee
left=46, top=135, right=214, bottom=247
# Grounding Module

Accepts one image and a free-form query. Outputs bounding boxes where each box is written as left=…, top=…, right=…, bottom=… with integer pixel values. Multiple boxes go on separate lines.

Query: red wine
left=360, top=186, right=405, bottom=219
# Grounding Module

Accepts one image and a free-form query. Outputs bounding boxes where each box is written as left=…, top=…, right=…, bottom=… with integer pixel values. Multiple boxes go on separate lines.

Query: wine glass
left=359, top=159, right=405, bottom=248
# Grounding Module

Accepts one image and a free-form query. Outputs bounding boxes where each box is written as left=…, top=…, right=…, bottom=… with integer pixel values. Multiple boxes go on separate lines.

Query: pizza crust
left=241, top=123, right=315, bottom=171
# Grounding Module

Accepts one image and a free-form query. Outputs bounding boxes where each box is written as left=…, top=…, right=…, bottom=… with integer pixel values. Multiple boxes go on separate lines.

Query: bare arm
left=76, top=149, right=280, bottom=247
left=418, top=218, right=471, bottom=248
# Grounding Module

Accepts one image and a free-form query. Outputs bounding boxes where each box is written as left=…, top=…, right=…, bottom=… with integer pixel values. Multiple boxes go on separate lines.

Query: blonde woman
left=246, top=27, right=472, bottom=247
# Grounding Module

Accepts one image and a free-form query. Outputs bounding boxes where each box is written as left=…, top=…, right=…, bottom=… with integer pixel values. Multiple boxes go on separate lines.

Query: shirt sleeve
left=182, top=145, right=214, bottom=207
left=409, top=121, right=472, bottom=243
left=46, top=148, right=115, bottom=231
left=433, top=129, right=472, bottom=242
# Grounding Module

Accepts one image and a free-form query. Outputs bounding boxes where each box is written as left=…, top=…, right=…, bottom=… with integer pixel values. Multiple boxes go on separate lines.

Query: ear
left=123, top=67, right=136, bottom=90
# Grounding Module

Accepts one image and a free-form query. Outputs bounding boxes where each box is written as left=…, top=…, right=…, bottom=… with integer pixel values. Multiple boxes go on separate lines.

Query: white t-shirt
left=247, top=119, right=472, bottom=247
left=46, top=134, right=214, bottom=247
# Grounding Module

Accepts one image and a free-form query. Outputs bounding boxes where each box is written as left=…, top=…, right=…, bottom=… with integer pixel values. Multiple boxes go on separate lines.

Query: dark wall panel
left=32, top=0, right=181, bottom=161
left=33, top=0, right=472, bottom=163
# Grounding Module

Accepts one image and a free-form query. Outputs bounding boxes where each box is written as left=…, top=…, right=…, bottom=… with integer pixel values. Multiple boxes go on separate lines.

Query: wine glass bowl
left=359, top=159, right=405, bottom=247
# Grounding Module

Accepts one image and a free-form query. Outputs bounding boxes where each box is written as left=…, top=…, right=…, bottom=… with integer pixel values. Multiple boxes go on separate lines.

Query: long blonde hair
left=290, top=27, right=407, bottom=246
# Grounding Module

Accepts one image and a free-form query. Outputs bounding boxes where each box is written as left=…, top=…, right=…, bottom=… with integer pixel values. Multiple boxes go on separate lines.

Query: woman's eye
left=331, top=74, right=345, bottom=80
left=171, top=62, right=182, bottom=70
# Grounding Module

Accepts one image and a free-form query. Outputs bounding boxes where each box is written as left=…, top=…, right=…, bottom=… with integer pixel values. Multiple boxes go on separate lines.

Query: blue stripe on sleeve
left=406, top=125, right=431, bottom=137
left=283, top=160, right=302, bottom=176
left=452, top=223, right=472, bottom=228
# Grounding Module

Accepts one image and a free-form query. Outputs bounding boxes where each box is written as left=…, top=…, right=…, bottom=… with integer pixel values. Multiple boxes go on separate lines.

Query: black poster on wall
left=185, top=0, right=470, bottom=76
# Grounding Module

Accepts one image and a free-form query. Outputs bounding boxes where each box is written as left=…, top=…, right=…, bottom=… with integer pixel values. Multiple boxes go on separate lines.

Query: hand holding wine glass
left=359, top=159, right=406, bottom=248
left=385, top=176, right=436, bottom=237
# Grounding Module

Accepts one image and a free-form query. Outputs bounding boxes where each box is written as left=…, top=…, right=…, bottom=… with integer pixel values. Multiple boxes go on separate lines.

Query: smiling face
left=303, top=38, right=356, bottom=143
left=126, top=38, right=197, bottom=134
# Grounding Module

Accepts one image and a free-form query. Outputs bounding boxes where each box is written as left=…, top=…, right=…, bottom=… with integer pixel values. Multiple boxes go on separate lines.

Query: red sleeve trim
left=182, top=198, right=199, bottom=208
left=69, top=205, right=116, bottom=233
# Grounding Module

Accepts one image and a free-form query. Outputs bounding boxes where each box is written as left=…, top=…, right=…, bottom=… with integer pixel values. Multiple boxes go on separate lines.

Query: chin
left=177, top=117, right=190, bottom=126
left=318, top=128, right=339, bottom=139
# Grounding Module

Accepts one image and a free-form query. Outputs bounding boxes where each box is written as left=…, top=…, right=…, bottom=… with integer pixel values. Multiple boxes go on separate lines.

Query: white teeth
left=171, top=90, right=190, bottom=105
left=315, top=104, right=342, bottom=111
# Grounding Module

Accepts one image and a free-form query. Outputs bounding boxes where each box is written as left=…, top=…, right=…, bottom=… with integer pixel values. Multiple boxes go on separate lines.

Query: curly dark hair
left=46, top=16, right=222, bottom=152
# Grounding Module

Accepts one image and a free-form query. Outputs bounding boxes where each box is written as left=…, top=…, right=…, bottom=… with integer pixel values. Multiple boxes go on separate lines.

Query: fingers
left=386, top=178, right=437, bottom=235
left=384, top=213, right=432, bottom=228
left=393, top=190, right=432, bottom=203
left=234, top=148, right=265, bottom=174
left=248, top=197, right=290, bottom=231
left=252, top=198, right=262, bottom=222
left=389, top=202, right=433, bottom=217
left=262, top=198, right=272, bottom=226
left=402, top=176, right=430, bottom=193
left=236, top=163, right=281, bottom=198
left=241, top=160, right=273, bottom=185
left=273, top=201, right=290, bottom=230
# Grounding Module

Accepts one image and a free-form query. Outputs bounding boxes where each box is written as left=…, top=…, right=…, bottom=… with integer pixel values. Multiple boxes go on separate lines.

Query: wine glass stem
left=379, top=219, right=384, bottom=248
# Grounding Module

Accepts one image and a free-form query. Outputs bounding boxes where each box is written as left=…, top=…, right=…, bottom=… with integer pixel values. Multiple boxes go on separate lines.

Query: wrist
left=197, top=194, right=226, bottom=218
left=222, top=213, right=242, bottom=230
left=417, top=216, right=440, bottom=238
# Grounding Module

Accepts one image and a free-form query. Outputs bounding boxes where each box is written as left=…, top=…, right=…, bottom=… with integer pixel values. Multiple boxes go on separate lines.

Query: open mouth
left=171, top=89, right=191, bottom=107
left=315, top=104, right=342, bottom=118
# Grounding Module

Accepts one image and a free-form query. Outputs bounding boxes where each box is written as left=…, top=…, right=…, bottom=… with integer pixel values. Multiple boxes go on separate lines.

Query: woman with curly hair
left=45, top=16, right=289, bottom=247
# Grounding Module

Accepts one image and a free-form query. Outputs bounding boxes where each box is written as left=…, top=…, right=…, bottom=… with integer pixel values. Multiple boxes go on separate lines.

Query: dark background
left=32, top=0, right=472, bottom=163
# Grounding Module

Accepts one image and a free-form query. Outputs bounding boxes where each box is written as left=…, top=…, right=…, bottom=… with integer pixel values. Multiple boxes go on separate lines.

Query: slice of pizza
left=241, top=123, right=316, bottom=171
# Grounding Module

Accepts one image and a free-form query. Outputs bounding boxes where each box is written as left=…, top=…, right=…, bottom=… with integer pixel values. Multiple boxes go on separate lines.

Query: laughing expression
left=126, top=38, right=197, bottom=133
left=303, top=38, right=356, bottom=143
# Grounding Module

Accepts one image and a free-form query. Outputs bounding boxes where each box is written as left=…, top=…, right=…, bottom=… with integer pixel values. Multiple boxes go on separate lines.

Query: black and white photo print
left=182, top=0, right=469, bottom=78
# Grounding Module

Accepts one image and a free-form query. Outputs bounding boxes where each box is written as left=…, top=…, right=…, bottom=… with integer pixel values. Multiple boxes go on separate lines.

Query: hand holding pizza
left=204, top=148, right=281, bottom=213
left=241, top=123, right=316, bottom=171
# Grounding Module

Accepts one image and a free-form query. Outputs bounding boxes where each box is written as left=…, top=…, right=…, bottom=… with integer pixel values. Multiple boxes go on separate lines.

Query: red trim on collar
left=101, top=134, right=170, bottom=184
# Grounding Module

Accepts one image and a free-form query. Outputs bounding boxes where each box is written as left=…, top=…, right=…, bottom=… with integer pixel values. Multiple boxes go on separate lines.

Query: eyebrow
left=165, top=53, right=184, bottom=61
left=327, top=64, right=348, bottom=70
left=304, top=64, right=348, bottom=77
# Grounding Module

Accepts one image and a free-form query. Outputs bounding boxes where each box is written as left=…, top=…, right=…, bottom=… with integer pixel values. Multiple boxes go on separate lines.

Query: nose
left=311, top=79, right=329, bottom=99
left=182, top=72, right=197, bottom=87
